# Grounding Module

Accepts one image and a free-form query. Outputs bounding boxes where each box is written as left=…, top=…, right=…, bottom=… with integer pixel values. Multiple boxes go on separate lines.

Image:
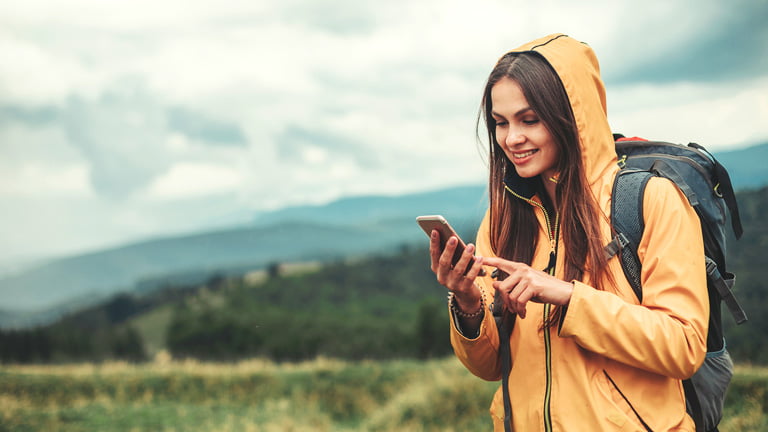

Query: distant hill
left=253, top=184, right=487, bottom=227
left=4, top=186, right=765, bottom=365
left=0, top=185, right=487, bottom=326
left=713, top=142, right=768, bottom=190
left=0, top=140, right=764, bottom=328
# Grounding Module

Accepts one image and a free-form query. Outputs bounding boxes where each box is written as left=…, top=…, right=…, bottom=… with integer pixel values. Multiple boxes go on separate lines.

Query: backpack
left=605, top=135, right=748, bottom=432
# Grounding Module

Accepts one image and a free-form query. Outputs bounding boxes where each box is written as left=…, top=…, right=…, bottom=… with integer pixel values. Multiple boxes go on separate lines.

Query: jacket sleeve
left=559, top=177, right=709, bottom=379
left=449, top=210, right=503, bottom=381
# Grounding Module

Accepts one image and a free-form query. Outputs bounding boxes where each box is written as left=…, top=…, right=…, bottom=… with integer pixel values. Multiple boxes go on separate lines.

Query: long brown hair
left=479, top=52, right=613, bottom=321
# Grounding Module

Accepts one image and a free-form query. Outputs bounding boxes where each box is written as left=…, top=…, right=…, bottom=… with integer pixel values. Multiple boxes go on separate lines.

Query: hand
left=481, top=257, right=573, bottom=319
left=429, top=230, right=485, bottom=312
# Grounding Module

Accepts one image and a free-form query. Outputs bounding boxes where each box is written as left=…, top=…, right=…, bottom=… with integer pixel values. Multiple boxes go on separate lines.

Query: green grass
left=1, top=357, right=765, bottom=432
left=129, top=304, right=175, bottom=357
left=720, top=365, right=768, bottom=432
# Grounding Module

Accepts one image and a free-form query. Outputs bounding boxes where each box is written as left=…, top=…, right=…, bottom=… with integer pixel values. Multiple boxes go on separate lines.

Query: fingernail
left=448, top=237, right=457, bottom=245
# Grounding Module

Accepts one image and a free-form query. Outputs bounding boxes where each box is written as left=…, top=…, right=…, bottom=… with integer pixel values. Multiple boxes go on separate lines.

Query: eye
left=522, top=118, right=539, bottom=125
left=494, top=120, right=508, bottom=127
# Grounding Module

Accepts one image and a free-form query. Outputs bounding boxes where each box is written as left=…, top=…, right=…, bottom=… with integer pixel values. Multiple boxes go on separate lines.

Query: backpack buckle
left=713, top=183, right=723, bottom=198
left=705, top=256, right=718, bottom=276
left=603, top=233, right=630, bottom=260
left=617, top=232, right=630, bottom=248
left=617, top=154, right=627, bottom=169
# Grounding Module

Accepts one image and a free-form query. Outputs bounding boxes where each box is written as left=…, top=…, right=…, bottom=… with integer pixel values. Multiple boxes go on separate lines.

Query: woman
left=429, top=34, right=708, bottom=431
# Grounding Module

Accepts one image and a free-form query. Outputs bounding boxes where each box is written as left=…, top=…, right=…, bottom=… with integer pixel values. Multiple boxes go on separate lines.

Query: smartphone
left=416, top=215, right=485, bottom=276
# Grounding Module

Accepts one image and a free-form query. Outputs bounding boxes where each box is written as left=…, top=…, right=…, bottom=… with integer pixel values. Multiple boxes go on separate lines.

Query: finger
left=452, top=256, right=485, bottom=296
left=464, top=255, right=485, bottom=281
left=494, top=272, right=527, bottom=316
left=482, top=257, right=524, bottom=275
left=510, top=284, right=534, bottom=319
left=493, top=271, right=523, bottom=295
left=429, top=230, right=442, bottom=271
left=436, top=236, right=459, bottom=285
left=453, top=243, right=476, bottom=277
left=439, top=236, right=459, bottom=269
left=493, top=281, right=518, bottom=315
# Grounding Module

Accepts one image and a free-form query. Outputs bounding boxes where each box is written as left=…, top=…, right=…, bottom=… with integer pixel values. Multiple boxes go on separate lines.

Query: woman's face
left=491, top=77, right=560, bottom=181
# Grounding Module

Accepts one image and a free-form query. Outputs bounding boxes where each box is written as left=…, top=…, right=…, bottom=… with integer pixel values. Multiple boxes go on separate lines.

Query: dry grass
left=1, top=357, right=765, bottom=432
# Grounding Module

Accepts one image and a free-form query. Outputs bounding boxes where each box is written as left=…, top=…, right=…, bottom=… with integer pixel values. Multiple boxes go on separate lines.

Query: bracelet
left=449, top=292, right=485, bottom=319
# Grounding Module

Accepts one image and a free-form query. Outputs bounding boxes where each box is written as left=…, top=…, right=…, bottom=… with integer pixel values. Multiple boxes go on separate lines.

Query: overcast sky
left=1, top=0, right=767, bottom=263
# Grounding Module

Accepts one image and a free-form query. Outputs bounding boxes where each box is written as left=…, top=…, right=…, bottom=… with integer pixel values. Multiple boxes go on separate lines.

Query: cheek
left=494, top=130, right=506, bottom=146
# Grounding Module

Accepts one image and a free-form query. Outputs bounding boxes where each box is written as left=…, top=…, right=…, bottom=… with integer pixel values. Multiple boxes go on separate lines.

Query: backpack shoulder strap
left=688, top=142, right=743, bottom=239
left=493, top=291, right=514, bottom=432
left=606, top=169, right=653, bottom=302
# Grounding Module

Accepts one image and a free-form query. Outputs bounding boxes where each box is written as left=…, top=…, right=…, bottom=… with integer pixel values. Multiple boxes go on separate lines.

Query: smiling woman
left=427, top=34, right=710, bottom=431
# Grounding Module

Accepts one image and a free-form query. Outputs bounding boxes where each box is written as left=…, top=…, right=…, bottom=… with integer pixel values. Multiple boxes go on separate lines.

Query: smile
left=513, top=149, right=539, bottom=159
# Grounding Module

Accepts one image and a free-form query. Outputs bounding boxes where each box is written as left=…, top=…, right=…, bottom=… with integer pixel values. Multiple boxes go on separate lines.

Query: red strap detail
left=616, top=136, right=648, bottom=142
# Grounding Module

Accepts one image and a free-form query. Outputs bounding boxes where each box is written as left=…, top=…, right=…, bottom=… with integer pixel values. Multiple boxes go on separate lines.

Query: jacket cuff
left=449, top=299, right=492, bottom=342
left=558, top=280, right=589, bottom=337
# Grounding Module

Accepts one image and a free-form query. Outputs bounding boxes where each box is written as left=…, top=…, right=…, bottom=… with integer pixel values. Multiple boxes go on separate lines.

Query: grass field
left=1, top=356, right=766, bottom=431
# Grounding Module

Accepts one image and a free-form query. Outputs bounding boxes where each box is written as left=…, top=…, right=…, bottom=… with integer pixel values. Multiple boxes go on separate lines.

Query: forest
left=1, top=186, right=766, bottom=365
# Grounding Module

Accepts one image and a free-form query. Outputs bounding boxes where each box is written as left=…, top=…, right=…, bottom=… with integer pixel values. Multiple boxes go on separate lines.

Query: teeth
left=514, top=149, right=537, bottom=158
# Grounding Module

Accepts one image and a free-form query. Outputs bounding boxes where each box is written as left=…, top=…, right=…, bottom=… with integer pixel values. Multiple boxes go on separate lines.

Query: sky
left=1, top=0, right=767, bottom=264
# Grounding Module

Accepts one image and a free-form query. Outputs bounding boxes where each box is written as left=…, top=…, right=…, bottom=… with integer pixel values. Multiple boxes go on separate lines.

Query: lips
left=513, top=149, right=538, bottom=159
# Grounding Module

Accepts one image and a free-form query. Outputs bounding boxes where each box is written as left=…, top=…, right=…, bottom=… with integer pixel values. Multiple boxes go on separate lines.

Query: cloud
left=603, top=0, right=768, bottom=84
left=62, top=78, right=172, bottom=198
left=2, top=0, right=768, bottom=261
left=145, top=162, right=243, bottom=200
left=274, top=0, right=390, bottom=36
left=0, top=89, right=248, bottom=200
left=0, top=105, right=58, bottom=125
left=0, top=164, right=91, bottom=198
left=167, top=108, right=247, bottom=147
left=609, top=76, right=768, bottom=149
left=275, top=124, right=381, bottom=169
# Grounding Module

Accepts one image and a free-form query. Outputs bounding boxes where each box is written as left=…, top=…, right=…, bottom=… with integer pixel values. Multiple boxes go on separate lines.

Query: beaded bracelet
left=449, top=292, right=486, bottom=319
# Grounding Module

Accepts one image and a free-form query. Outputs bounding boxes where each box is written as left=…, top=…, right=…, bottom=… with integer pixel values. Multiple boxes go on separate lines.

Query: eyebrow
left=491, top=107, right=534, bottom=118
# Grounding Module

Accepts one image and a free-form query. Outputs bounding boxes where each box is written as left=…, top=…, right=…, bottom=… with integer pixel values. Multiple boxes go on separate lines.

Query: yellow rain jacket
left=450, top=34, right=709, bottom=431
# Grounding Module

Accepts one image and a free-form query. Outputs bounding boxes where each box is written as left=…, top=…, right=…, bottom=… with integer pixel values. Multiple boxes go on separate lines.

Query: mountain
left=712, top=142, right=768, bottom=190
left=0, top=141, right=764, bottom=328
left=5, top=187, right=765, bottom=365
left=0, top=185, right=487, bottom=326
left=253, top=185, right=488, bottom=226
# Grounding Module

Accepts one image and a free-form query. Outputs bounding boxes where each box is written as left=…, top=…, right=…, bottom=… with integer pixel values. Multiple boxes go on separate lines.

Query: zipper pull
left=543, top=251, right=556, bottom=274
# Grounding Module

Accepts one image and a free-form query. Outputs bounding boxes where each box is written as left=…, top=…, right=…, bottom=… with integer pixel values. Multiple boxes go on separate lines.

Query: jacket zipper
left=505, top=185, right=558, bottom=432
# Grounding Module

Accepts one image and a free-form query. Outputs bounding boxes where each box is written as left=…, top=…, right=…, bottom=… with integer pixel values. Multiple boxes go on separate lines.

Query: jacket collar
left=503, top=171, right=538, bottom=200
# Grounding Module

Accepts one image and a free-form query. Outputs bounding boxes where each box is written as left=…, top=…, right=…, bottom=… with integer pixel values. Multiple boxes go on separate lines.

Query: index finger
left=481, top=256, right=525, bottom=273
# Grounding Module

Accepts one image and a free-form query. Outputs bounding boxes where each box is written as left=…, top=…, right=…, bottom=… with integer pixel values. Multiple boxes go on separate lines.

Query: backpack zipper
left=504, top=185, right=558, bottom=432
left=619, top=152, right=715, bottom=189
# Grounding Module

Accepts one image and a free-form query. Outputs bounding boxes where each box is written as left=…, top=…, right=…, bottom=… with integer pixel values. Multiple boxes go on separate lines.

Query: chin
left=513, top=169, right=541, bottom=179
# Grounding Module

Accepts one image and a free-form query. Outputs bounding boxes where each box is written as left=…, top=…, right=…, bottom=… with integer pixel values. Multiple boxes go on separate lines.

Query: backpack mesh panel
left=612, top=171, right=651, bottom=301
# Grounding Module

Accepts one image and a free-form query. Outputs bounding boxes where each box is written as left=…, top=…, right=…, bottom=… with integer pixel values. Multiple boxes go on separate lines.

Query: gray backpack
left=606, top=136, right=748, bottom=432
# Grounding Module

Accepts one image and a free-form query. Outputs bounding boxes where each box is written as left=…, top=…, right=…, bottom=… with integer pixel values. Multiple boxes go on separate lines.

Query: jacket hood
left=503, top=34, right=617, bottom=192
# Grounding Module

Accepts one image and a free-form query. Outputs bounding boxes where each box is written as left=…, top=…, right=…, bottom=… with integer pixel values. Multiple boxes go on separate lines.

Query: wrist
left=455, top=296, right=482, bottom=312
left=450, top=292, right=485, bottom=319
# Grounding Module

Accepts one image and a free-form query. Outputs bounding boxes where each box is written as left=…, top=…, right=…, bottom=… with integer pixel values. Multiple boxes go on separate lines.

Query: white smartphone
left=416, top=215, right=485, bottom=276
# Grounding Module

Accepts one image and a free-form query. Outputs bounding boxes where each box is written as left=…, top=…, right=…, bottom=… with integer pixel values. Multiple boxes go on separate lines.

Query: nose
left=505, top=129, right=526, bottom=147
